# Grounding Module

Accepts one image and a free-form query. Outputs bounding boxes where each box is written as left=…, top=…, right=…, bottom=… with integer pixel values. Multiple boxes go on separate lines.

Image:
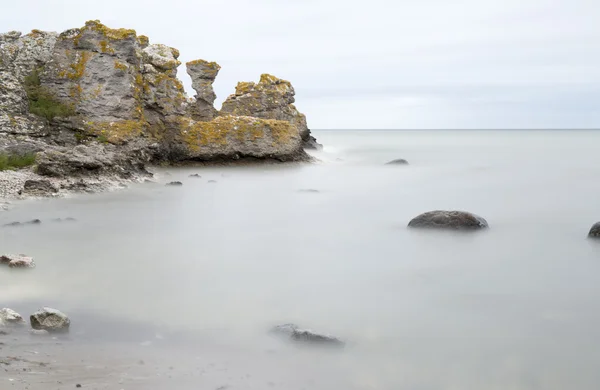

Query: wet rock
left=166, top=181, right=182, bottom=186
left=0, top=254, right=35, bottom=268
left=0, top=308, right=25, bottom=325
left=386, top=158, right=409, bottom=165
left=51, top=217, right=76, bottom=222
left=30, top=307, right=70, bottom=333
left=408, top=210, right=489, bottom=230
left=588, top=222, right=600, bottom=238
left=189, top=173, right=201, bottom=178
left=270, top=324, right=345, bottom=347
left=3, top=219, right=41, bottom=227
left=21, top=179, right=58, bottom=196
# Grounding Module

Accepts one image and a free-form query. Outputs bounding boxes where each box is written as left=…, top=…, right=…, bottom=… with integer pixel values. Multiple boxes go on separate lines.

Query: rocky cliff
left=0, top=21, right=319, bottom=198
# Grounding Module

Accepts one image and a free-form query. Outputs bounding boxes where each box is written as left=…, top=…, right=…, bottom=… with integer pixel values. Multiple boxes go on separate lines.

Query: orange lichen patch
left=59, top=51, right=91, bottom=80
left=84, top=20, right=136, bottom=41
left=28, top=29, right=44, bottom=37
left=85, top=120, right=146, bottom=144
left=137, top=35, right=149, bottom=47
left=113, top=60, right=128, bottom=71
left=234, top=81, right=255, bottom=95
left=69, top=85, right=83, bottom=98
left=179, top=115, right=294, bottom=151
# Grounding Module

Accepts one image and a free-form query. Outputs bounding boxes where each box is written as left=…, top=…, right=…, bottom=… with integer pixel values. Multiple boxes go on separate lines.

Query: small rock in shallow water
left=588, top=222, right=600, bottom=238
left=0, top=254, right=35, bottom=268
left=30, top=308, right=70, bottom=333
left=270, top=324, right=345, bottom=347
left=3, top=219, right=41, bottom=227
left=297, top=189, right=319, bottom=193
left=0, top=308, right=25, bottom=325
left=385, top=158, right=409, bottom=165
left=189, top=174, right=201, bottom=178
left=166, top=181, right=183, bottom=186
left=408, top=210, right=488, bottom=230
left=208, top=180, right=217, bottom=183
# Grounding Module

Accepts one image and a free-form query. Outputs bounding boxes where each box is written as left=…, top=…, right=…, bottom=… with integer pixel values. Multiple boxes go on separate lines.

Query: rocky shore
left=0, top=21, right=321, bottom=201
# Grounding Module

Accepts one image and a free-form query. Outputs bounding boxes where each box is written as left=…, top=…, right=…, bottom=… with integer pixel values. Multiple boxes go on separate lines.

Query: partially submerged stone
left=3, top=219, right=41, bottom=227
left=270, top=323, right=345, bottom=348
left=588, top=222, right=600, bottom=238
left=408, top=210, right=489, bottom=230
left=386, top=158, right=409, bottom=165
left=0, top=254, right=36, bottom=268
left=165, top=181, right=182, bottom=186
left=0, top=308, right=25, bottom=325
left=30, top=307, right=70, bottom=333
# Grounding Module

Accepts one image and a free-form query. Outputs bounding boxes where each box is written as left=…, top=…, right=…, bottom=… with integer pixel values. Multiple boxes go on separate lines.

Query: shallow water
left=3, top=130, right=600, bottom=389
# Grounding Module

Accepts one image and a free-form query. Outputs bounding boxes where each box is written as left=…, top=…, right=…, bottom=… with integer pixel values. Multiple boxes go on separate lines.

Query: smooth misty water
left=3, top=130, right=600, bottom=389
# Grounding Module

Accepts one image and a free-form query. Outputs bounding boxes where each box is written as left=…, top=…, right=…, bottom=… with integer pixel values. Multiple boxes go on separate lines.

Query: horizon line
left=312, top=128, right=600, bottom=131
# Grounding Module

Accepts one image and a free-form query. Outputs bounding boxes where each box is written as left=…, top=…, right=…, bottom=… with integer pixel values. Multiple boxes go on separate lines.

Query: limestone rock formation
left=186, top=59, right=220, bottom=120
left=221, top=74, right=321, bottom=149
left=0, top=20, right=316, bottom=199
left=408, top=210, right=489, bottom=230
left=30, top=307, right=70, bottom=332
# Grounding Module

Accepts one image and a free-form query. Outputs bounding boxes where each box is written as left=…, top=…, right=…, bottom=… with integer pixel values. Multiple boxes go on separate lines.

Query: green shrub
left=0, top=152, right=37, bottom=171
left=24, top=68, right=75, bottom=121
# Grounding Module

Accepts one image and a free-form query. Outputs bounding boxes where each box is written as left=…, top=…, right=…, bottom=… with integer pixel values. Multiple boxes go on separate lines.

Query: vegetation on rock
left=0, top=152, right=36, bottom=171
left=24, top=67, right=74, bottom=121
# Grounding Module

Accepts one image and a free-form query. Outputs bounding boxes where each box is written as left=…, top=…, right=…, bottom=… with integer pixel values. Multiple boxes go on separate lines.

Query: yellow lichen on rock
left=114, top=60, right=128, bottom=71
left=84, top=20, right=136, bottom=41
left=137, top=35, right=149, bottom=47
left=60, top=51, right=90, bottom=80
left=85, top=120, right=146, bottom=144
left=179, top=115, right=295, bottom=151
left=170, top=47, right=180, bottom=59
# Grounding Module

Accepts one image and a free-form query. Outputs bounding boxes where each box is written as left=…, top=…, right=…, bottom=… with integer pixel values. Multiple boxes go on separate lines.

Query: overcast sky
left=2, top=0, right=599, bottom=129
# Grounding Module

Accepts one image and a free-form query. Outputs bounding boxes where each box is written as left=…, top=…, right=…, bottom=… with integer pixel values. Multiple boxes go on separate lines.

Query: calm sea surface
left=2, top=130, right=600, bottom=389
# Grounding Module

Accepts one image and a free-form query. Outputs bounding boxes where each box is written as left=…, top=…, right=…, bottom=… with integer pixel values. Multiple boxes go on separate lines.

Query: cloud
left=1, top=0, right=599, bottom=128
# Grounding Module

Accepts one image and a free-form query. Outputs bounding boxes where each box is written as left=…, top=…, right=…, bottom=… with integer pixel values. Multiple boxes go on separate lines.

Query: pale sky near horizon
left=2, top=0, right=599, bottom=129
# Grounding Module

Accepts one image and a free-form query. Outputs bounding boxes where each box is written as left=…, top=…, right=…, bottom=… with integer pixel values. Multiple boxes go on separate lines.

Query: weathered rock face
left=30, top=307, right=70, bottom=332
left=408, top=210, right=489, bottom=230
left=22, top=179, right=58, bottom=196
left=221, top=74, right=321, bottom=149
left=173, top=115, right=305, bottom=161
left=186, top=59, right=220, bottom=120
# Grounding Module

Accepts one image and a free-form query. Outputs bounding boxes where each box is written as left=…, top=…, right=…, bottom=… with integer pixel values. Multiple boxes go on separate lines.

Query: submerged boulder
left=30, top=307, right=70, bottom=332
left=588, top=222, right=600, bottom=238
left=270, top=323, right=345, bottom=347
left=408, top=210, right=489, bottom=230
left=165, top=181, right=182, bottom=186
left=0, top=308, right=25, bottom=325
left=386, top=158, right=409, bottom=165
left=0, top=254, right=35, bottom=268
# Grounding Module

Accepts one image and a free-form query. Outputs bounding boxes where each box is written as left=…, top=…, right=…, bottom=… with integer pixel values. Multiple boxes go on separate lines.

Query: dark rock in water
left=270, top=324, right=344, bottom=347
left=408, top=210, right=488, bottom=230
left=297, top=189, right=320, bottom=193
left=189, top=174, right=201, bottom=178
left=22, top=180, right=59, bottom=197
left=3, top=219, right=41, bottom=227
left=0, top=254, right=35, bottom=268
left=30, top=307, right=70, bottom=333
left=588, top=222, right=600, bottom=238
left=52, top=217, right=76, bottom=223
left=166, top=181, right=183, bottom=186
left=304, top=135, right=323, bottom=150
left=208, top=180, right=217, bottom=183
left=386, top=158, right=409, bottom=165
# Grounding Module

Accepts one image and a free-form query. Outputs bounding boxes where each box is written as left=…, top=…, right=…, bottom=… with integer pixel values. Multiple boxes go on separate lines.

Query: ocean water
left=2, top=129, right=600, bottom=389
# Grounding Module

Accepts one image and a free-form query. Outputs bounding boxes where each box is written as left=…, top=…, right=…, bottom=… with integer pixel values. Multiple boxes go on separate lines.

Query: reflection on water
left=3, top=130, right=600, bottom=389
